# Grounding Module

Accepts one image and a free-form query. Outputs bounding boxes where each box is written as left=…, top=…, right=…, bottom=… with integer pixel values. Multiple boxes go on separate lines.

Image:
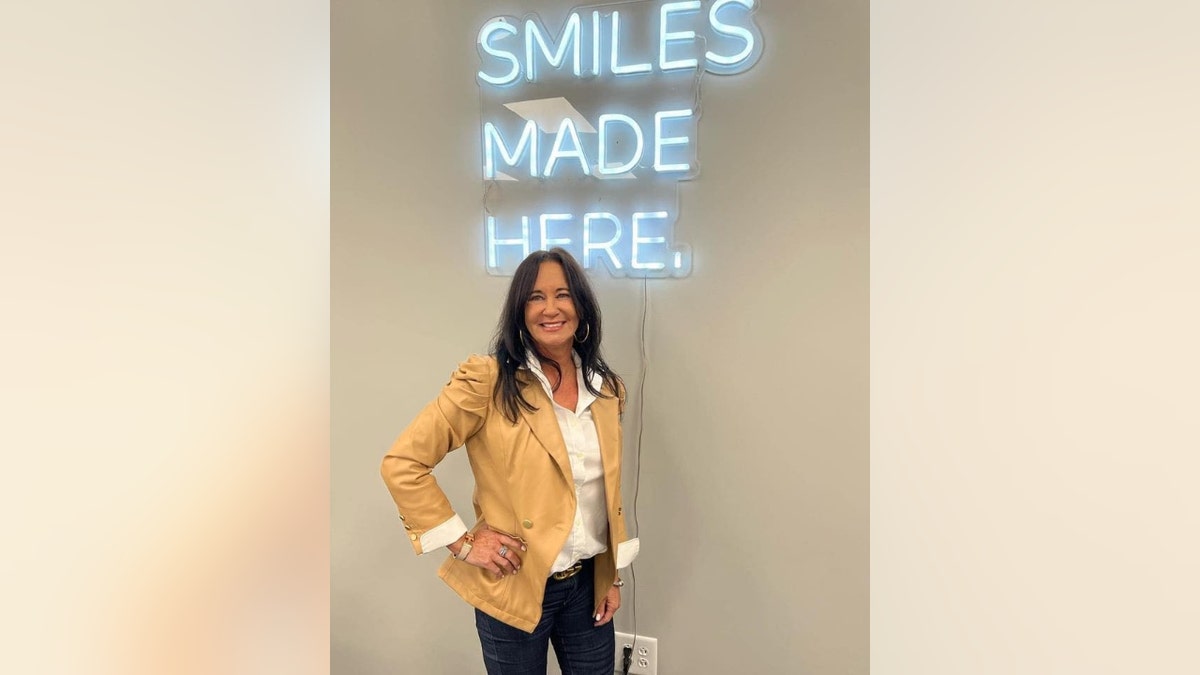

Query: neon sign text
left=482, top=109, right=694, bottom=179
left=477, top=0, right=761, bottom=85
left=477, top=0, right=763, bottom=277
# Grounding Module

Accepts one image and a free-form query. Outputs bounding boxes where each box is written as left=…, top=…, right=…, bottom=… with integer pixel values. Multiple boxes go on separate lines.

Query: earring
left=575, top=323, right=591, bottom=343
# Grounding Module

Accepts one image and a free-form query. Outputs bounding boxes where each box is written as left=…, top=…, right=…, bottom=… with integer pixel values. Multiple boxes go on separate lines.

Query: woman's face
left=523, top=261, right=579, bottom=357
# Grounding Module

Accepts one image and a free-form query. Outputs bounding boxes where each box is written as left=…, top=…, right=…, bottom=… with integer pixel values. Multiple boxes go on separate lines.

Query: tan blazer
left=381, top=354, right=633, bottom=633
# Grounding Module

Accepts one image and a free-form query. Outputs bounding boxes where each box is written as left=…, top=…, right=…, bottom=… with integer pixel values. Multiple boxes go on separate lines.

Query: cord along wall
left=332, top=1, right=868, bottom=673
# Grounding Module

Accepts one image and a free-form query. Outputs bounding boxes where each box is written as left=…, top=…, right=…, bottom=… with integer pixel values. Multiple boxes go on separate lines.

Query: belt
left=550, top=561, right=584, bottom=581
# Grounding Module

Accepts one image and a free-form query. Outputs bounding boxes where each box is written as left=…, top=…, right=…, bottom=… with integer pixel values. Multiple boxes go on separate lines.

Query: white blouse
left=524, top=352, right=610, bottom=574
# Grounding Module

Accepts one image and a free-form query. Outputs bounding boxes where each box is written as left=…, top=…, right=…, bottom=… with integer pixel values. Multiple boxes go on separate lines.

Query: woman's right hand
left=454, top=525, right=525, bottom=578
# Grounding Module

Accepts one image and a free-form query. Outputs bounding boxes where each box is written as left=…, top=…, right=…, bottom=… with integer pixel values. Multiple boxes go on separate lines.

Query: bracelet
left=613, top=578, right=625, bottom=587
left=453, top=533, right=475, bottom=561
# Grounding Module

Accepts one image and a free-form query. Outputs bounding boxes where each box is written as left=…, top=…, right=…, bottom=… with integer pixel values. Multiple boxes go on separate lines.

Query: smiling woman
left=380, top=248, right=636, bottom=675
left=524, top=262, right=579, bottom=361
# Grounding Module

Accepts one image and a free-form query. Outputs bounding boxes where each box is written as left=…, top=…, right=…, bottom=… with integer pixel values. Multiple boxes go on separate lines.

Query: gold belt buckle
left=551, top=561, right=583, bottom=581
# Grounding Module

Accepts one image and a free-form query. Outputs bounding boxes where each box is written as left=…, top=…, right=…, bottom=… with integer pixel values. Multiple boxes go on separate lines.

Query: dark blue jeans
left=475, top=557, right=615, bottom=674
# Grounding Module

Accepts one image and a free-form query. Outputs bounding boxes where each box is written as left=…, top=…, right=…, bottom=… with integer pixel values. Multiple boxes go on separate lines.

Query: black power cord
left=624, top=277, right=649, bottom=674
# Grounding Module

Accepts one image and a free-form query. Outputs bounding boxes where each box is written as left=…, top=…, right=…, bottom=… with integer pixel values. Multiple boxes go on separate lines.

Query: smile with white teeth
left=540, top=322, right=565, bottom=330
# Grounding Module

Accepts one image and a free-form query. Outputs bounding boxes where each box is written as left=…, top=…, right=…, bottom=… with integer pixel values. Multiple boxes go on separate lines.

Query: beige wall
left=332, top=1, right=867, bottom=672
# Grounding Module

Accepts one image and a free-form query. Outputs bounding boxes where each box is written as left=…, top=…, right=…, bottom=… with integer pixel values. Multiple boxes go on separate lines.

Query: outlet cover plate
left=614, top=632, right=657, bottom=675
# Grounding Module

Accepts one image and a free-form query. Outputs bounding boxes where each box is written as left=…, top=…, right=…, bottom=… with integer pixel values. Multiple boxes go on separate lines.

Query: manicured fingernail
left=594, top=613, right=602, bottom=621
left=521, top=545, right=527, bottom=551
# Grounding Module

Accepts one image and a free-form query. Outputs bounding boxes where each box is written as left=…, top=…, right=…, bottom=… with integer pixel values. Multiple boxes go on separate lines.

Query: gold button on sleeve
left=522, top=519, right=533, bottom=529
left=409, top=533, right=418, bottom=541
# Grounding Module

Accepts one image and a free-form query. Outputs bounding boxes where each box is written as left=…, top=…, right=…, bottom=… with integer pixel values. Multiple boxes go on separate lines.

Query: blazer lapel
left=516, top=374, right=574, bottom=486
left=590, top=389, right=622, bottom=495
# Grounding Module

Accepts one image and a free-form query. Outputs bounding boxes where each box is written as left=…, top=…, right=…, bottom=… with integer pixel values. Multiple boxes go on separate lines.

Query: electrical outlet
left=614, top=632, right=657, bottom=675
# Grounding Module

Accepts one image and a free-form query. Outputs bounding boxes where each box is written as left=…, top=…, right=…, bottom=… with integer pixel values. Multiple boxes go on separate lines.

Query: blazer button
left=522, top=519, right=533, bottom=529
left=409, top=533, right=418, bottom=541
left=617, top=507, right=622, bottom=515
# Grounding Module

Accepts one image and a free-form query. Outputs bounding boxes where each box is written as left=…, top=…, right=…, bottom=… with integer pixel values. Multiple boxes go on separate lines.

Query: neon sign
left=478, top=0, right=763, bottom=277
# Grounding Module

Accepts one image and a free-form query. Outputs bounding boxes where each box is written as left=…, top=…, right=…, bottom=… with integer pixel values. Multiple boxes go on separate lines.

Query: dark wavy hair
left=491, top=247, right=622, bottom=422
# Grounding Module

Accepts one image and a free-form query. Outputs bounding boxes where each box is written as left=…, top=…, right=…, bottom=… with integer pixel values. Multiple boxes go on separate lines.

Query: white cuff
left=420, top=513, right=468, bottom=554
left=615, top=538, right=640, bottom=569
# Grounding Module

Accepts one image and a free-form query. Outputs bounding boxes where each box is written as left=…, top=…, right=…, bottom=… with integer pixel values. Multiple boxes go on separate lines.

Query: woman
left=381, top=247, right=639, bottom=674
